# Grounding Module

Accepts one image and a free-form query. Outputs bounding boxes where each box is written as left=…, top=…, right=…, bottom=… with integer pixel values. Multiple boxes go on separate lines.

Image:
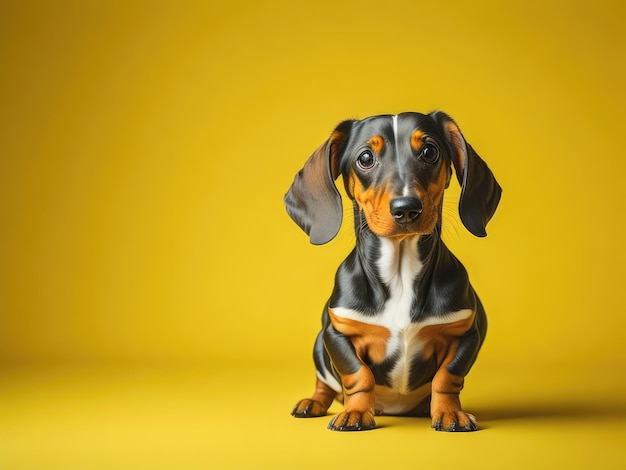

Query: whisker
left=441, top=197, right=461, bottom=242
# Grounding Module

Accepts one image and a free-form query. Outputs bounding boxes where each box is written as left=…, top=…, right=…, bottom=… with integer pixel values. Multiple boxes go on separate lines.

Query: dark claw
left=328, top=411, right=376, bottom=431
left=291, top=400, right=307, bottom=417
left=327, top=415, right=338, bottom=429
left=431, top=412, right=478, bottom=431
left=462, top=419, right=478, bottom=432
left=291, top=399, right=326, bottom=418
left=431, top=415, right=443, bottom=431
left=291, top=403, right=309, bottom=417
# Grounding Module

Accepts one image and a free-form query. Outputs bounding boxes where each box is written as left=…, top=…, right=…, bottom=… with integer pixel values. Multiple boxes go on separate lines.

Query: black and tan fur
left=284, top=111, right=501, bottom=431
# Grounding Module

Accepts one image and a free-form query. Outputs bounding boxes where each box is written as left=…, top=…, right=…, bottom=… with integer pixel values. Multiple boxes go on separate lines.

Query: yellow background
left=1, top=0, right=625, bottom=468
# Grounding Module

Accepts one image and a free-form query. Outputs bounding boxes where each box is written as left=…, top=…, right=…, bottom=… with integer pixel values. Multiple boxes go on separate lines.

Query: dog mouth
left=361, top=207, right=438, bottom=238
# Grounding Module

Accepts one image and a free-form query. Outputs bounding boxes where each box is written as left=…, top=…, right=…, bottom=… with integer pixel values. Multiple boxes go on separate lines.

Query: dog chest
left=328, top=236, right=475, bottom=395
left=329, top=305, right=474, bottom=391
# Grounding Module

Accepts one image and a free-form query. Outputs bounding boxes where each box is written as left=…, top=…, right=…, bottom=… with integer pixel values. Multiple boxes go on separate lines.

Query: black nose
left=390, top=197, right=423, bottom=224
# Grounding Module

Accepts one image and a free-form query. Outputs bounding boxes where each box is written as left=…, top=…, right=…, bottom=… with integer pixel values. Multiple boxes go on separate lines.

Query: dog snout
left=390, top=197, right=423, bottom=224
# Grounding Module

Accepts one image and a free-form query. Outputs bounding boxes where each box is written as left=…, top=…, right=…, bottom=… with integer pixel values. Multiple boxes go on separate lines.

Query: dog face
left=285, top=111, right=501, bottom=244
left=340, top=114, right=451, bottom=238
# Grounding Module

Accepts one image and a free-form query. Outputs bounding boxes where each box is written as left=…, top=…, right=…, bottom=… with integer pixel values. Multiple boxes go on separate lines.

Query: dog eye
left=357, top=150, right=376, bottom=169
left=420, top=143, right=439, bottom=164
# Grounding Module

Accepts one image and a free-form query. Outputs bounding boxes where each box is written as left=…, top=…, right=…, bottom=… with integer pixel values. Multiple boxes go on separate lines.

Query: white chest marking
left=333, top=237, right=421, bottom=331
left=376, top=237, right=421, bottom=331
left=330, top=237, right=473, bottom=393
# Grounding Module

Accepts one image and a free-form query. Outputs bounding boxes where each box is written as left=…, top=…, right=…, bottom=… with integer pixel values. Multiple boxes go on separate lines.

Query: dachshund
left=284, top=111, right=501, bottom=431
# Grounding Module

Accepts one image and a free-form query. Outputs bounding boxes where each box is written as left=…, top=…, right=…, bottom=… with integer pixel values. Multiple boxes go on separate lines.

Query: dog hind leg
left=291, top=377, right=337, bottom=418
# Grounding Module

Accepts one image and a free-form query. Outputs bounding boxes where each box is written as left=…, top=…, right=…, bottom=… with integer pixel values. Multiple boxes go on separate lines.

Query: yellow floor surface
left=2, top=2, right=626, bottom=469
left=2, top=360, right=625, bottom=469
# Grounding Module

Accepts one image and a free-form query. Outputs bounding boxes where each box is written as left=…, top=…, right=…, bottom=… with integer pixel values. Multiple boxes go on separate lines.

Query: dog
left=284, top=111, right=501, bottom=431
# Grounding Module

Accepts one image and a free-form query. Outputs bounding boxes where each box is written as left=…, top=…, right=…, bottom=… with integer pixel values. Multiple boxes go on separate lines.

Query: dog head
left=284, top=112, right=502, bottom=245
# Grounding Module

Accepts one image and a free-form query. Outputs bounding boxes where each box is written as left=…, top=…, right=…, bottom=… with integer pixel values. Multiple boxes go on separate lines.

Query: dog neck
left=328, top=205, right=453, bottom=317
left=353, top=205, right=444, bottom=290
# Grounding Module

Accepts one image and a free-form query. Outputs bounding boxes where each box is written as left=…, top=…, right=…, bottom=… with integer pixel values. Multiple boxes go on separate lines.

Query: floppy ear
left=284, top=120, right=354, bottom=245
left=431, top=111, right=502, bottom=237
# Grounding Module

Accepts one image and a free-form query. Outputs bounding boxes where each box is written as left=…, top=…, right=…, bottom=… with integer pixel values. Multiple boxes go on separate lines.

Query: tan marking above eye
left=410, top=131, right=424, bottom=152
left=367, top=135, right=385, bottom=154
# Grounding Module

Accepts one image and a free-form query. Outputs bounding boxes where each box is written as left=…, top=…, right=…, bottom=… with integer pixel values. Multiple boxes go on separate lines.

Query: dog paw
left=291, top=399, right=327, bottom=418
left=328, top=410, right=376, bottom=431
left=431, top=411, right=478, bottom=432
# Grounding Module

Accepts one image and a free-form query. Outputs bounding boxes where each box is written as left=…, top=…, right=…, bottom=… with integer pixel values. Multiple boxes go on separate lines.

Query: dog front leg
left=323, top=323, right=376, bottom=431
left=430, top=365, right=477, bottom=431
left=430, top=327, right=481, bottom=432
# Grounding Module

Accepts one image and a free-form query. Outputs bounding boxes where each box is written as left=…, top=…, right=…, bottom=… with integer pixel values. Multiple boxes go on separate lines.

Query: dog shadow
left=471, top=399, right=626, bottom=427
